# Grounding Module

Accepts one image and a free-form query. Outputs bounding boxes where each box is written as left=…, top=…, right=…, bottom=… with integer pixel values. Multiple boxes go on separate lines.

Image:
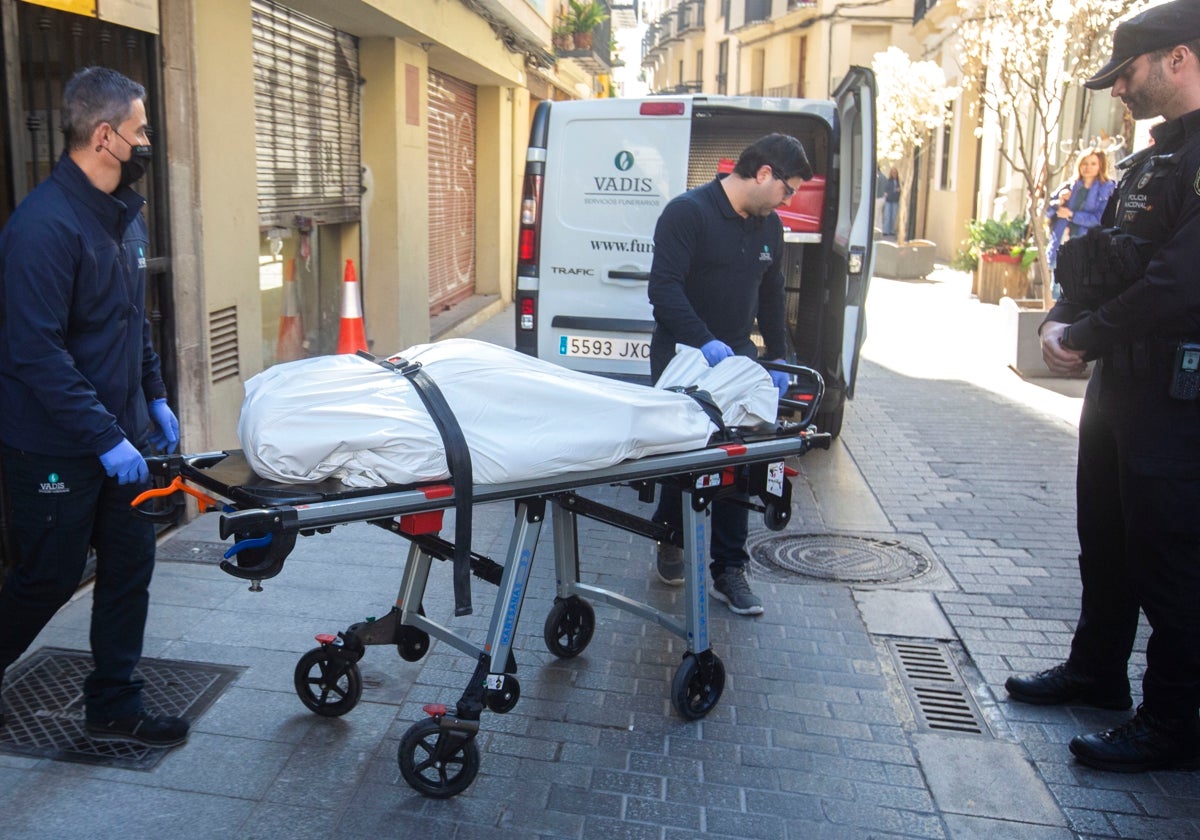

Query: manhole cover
left=751, top=534, right=931, bottom=583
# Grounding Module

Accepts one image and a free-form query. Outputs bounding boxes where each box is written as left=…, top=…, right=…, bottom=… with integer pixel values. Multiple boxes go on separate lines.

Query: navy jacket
left=647, top=176, right=787, bottom=379
left=0, top=153, right=165, bottom=457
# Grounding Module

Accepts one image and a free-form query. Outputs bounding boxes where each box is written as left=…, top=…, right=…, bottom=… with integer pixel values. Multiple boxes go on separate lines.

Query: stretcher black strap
left=666, top=386, right=733, bottom=442
left=361, top=352, right=476, bottom=616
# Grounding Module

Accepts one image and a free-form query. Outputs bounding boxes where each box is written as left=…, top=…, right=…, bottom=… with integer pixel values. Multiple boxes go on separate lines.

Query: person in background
left=1046, top=148, right=1117, bottom=269
left=881, top=167, right=901, bottom=237
left=1005, top=0, right=1200, bottom=773
left=0, top=67, right=187, bottom=748
left=646, top=132, right=811, bottom=616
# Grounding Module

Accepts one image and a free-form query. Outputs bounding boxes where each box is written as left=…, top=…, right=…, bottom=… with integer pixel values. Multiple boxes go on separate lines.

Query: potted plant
left=961, top=214, right=1037, bottom=304
left=552, top=22, right=574, bottom=52
left=565, top=0, right=607, bottom=51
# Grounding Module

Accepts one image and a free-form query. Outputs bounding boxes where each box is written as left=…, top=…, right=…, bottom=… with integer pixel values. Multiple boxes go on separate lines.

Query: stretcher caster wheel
left=543, top=596, right=595, bottom=658
left=294, top=647, right=363, bottom=717
left=396, top=626, right=430, bottom=662
left=671, top=650, right=725, bottom=720
left=485, top=676, right=521, bottom=713
left=398, top=718, right=480, bottom=798
left=764, top=499, right=789, bottom=531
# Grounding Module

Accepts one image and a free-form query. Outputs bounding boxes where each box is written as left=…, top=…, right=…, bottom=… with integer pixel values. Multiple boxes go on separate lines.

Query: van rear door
left=533, top=99, right=691, bottom=379
left=832, top=67, right=877, bottom=404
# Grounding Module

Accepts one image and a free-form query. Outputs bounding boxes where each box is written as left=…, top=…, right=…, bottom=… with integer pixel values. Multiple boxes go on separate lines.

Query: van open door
left=830, top=67, right=877, bottom=431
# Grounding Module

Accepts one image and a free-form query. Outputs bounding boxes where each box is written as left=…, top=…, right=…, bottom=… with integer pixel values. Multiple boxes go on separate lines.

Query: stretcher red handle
left=131, top=476, right=220, bottom=513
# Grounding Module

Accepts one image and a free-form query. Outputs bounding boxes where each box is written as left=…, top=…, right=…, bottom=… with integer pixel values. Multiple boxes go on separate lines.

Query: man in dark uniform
left=0, top=67, right=187, bottom=747
left=1005, top=0, right=1200, bottom=772
left=647, top=133, right=810, bottom=616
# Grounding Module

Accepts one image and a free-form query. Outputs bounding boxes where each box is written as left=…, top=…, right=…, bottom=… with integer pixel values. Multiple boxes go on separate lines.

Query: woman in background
left=1046, top=149, right=1116, bottom=268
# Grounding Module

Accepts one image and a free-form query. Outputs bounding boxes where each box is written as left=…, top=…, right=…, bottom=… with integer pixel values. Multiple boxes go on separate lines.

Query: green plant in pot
left=565, top=0, right=607, bottom=51
left=959, top=213, right=1037, bottom=271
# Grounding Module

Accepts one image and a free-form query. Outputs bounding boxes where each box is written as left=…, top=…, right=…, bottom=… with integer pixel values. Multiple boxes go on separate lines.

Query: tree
left=956, top=0, right=1143, bottom=307
left=872, top=46, right=957, bottom=246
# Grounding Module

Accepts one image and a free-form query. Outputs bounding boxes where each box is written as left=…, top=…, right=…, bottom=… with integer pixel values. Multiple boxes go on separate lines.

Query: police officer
left=1005, top=0, right=1200, bottom=772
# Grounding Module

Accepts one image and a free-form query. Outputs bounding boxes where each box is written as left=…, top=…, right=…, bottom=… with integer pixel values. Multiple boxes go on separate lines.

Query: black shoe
left=1070, top=706, right=1200, bottom=773
left=656, top=542, right=684, bottom=586
left=85, top=710, right=189, bottom=748
left=711, top=568, right=764, bottom=616
left=1005, top=662, right=1131, bottom=710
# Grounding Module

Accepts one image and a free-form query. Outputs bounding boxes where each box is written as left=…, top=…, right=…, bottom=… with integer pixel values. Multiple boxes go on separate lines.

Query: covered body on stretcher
left=137, top=339, right=831, bottom=798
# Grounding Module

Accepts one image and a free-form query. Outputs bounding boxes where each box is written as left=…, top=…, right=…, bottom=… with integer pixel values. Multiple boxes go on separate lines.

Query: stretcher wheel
left=764, top=499, right=789, bottom=531
left=293, top=647, right=363, bottom=717
left=398, top=718, right=480, bottom=798
left=671, top=651, right=725, bottom=720
left=485, top=676, right=521, bottom=713
left=543, top=596, right=595, bottom=658
left=396, top=626, right=430, bottom=662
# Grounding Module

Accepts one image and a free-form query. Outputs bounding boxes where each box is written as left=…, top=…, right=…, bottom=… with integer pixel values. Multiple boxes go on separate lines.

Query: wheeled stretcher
left=134, top=361, right=830, bottom=798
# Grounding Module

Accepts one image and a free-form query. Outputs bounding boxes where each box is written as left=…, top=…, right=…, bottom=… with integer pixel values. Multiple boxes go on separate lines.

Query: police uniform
left=1049, top=108, right=1200, bottom=723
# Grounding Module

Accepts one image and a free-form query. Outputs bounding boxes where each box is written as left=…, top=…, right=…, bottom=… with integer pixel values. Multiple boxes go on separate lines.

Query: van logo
left=614, top=151, right=634, bottom=171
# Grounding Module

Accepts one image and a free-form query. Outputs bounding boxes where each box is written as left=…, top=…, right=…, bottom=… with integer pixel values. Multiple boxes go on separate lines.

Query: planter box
left=978, top=253, right=1028, bottom=304
left=874, top=239, right=936, bottom=280
left=999, top=296, right=1092, bottom=379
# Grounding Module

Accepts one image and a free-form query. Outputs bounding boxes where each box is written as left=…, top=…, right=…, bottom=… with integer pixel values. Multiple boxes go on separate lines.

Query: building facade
left=0, top=0, right=618, bottom=450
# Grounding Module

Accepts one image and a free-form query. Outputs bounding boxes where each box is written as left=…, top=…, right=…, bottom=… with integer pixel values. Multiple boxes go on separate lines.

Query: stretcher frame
left=139, top=369, right=830, bottom=798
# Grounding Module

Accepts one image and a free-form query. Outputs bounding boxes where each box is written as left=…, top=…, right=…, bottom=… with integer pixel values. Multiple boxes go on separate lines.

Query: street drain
left=888, top=640, right=988, bottom=736
left=751, top=534, right=932, bottom=584
left=0, top=647, right=243, bottom=770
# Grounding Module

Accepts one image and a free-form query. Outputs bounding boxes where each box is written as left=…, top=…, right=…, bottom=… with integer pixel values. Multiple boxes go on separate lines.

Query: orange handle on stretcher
left=131, top=476, right=219, bottom=516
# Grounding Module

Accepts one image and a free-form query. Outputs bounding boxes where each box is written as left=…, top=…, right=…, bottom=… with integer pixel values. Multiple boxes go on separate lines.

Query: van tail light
left=519, top=296, right=535, bottom=331
left=517, top=172, right=543, bottom=272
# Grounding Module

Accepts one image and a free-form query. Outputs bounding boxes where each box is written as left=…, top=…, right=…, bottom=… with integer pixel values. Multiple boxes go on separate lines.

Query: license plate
left=558, top=335, right=650, bottom=361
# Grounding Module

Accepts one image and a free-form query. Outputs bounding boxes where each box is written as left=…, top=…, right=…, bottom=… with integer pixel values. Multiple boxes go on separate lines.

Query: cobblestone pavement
left=0, top=267, right=1196, bottom=838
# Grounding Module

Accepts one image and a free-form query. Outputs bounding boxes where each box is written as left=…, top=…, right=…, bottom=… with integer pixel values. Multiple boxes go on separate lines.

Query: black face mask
left=107, top=128, right=152, bottom=190
left=117, top=144, right=152, bottom=190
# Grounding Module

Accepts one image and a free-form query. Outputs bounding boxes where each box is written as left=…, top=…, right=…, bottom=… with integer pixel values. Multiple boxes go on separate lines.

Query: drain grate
left=888, top=640, right=988, bottom=736
left=751, top=534, right=932, bottom=584
left=0, top=647, right=242, bottom=770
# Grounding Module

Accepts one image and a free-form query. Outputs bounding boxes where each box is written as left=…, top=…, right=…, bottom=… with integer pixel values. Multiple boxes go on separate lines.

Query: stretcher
left=134, top=360, right=831, bottom=798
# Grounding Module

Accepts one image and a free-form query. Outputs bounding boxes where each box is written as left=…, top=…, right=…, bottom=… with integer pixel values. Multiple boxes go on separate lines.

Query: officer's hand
left=700, top=339, right=735, bottom=366
left=148, top=398, right=180, bottom=454
left=1040, top=321, right=1087, bottom=376
left=100, top=439, right=150, bottom=485
left=767, top=361, right=790, bottom=399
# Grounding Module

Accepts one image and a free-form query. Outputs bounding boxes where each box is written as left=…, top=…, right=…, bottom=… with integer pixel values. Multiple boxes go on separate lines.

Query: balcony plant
left=565, top=0, right=608, bottom=51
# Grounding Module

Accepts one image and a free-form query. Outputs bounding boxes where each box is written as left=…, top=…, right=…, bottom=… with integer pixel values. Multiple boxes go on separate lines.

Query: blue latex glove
left=148, top=398, right=180, bottom=454
left=768, top=366, right=790, bottom=399
left=700, top=339, right=735, bottom=367
left=100, top=439, right=149, bottom=485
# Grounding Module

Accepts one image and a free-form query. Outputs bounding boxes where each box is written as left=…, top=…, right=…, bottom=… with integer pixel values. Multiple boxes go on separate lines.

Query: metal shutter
left=427, top=69, right=477, bottom=312
left=252, top=0, right=361, bottom=228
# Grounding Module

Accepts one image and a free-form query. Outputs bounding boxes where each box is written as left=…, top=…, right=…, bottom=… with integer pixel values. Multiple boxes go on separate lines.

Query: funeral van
left=513, top=69, right=877, bottom=437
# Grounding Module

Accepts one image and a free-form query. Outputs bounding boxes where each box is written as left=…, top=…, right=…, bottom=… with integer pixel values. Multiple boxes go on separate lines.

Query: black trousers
left=652, top=482, right=750, bottom=577
left=0, top=448, right=156, bottom=720
left=1068, top=367, right=1200, bottom=720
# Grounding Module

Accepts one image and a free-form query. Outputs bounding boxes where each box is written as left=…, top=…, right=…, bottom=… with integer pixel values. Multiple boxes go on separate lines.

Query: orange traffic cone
left=336, top=258, right=368, bottom=354
left=275, top=258, right=305, bottom=362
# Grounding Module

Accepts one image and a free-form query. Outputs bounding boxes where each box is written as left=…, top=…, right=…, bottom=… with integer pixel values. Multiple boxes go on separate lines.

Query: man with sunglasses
left=646, top=133, right=812, bottom=615
left=0, top=67, right=186, bottom=747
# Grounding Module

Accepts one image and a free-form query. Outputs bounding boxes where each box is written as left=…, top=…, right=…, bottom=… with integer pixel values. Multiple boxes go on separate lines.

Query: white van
left=513, top=70, right=877, bottom=437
